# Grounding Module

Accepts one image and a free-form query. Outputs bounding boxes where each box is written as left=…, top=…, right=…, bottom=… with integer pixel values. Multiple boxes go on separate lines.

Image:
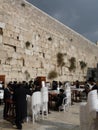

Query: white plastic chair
left=65, top=87, right=71, bottom=106
left=87, top=90, right=98, bottom=130
left=87, top=90, right=98, bottom=119
left=31, top=91, right=42, bottom=123
left=59, top=87, right=71, bottom=112
left=59, top=96, right=69, bottom=112
left=41, top=87, right=48, bottom=119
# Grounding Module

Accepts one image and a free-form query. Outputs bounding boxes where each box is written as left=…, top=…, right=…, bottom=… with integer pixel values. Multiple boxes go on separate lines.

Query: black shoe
left=48, top=111, right=51, bottom=114
left=12, top=121, right=16, bottom=125
left=54, top=107, right=59, bottom=111
left=16, top=125, right=22, bottom=130
left=16, top=127, right=22, bottom=130
left=60, top=109, right=64, bottom=111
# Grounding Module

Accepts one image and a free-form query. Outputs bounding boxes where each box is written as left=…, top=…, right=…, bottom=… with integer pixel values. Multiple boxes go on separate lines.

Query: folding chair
left=41, top=87, right=48, bottom=119
left=59, top=96, right=69, bottom=112
left=31, top=91, right=42, bottom=123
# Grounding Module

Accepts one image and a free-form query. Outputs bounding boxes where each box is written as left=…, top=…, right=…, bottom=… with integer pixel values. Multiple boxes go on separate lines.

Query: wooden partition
left=0, top=75, right=5, bottom=88
left=36, top=76, right=46, bottom=88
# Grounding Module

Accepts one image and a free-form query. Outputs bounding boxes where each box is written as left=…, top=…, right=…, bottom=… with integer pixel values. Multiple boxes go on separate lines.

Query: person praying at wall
left=13, top=82, right=33, bottom=130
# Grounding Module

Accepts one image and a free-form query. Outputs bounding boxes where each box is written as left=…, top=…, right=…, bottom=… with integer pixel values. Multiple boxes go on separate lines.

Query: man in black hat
left=87, top=77, right=95, bottom=90
left=13, top=82, right=32, bottom=129
left=84, top=77, right=95, bottom=97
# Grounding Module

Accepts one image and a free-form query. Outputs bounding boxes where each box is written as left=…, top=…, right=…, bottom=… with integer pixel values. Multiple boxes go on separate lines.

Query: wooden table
left=71, top=88, right=84, bottom=102
left=48, top=90, right=59, bottom=109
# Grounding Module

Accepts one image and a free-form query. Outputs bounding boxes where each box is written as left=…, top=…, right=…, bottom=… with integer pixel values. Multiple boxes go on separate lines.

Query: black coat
left=4, top=87, right=11, bottom=102
left=13, top=85, right=32, bottom=122
left=56, top=93, right=66, bottom=108
left=92, top=85, right=98, bottom=91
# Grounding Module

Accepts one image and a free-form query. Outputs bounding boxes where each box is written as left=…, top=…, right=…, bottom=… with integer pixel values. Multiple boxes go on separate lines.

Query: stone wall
left=0, top=0, right=98, bottom=83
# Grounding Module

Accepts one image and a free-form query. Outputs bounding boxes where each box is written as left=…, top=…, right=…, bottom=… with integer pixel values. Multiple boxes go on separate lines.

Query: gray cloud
left=27, top=0, right=98, bottom=43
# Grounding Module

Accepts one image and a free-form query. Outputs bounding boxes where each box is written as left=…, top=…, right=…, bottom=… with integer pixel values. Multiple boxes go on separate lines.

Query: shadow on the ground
left=0, top=120, right=13, bottom=129
left=37, top=119, right=80, bottom=130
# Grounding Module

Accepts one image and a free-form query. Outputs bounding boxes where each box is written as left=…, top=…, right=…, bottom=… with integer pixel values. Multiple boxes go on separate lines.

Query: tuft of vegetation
left=48, top=70, right=58, bottom=79
left=80, top=61, right=87, bottom=69
left=57, top=52, right=65, bottom=67
left=69, top=57, right=76, bottom=71
left=0, top=28, right=3, bottom=35
left=24, top=70, right=30, bottom=81
left=7, top=57, right=12, bottom=61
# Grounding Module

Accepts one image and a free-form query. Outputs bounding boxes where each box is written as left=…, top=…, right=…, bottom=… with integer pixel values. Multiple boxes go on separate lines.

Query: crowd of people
left=1, top=77, right=98, bottom=129
left=3, top=81, right=33, bottom=130
left=51, top=78, right=98, bottom=104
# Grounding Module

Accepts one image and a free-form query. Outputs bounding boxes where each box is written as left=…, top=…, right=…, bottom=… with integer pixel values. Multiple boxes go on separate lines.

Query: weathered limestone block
left=14, top=26, right=20, bottom=34
left=0, top=15, right=3, bottom=22
left=4, top=45, right=15, bottom=53
left=11, top=66, right=22, bottom=72
left=29, top=68, right=36, bottom=78
left=17, top=59, right=24, bottom=67
left=2, top=36, right=10, bottom=44
left=0, top=58, right=6, bottom=64
left=2, top=64, right=11, bottom=72
left=10, top=59, right=17, bottom=65
left=0, top=22, right=5, bottom=28
left=17, top=72, right=25, bottom=81
left=0, top=35, right=2, bottom=43
left=18, top=34, right=23, bottom=41
left=21, top=67, right=27, bottom=73
left=9, top=71, right=19, bottom=80
left=25, top=49, right=33, bottom=56
left=0, top=49, right=7, bottom=59
left=28, top=57, right=37, bottom=68
left=12, top=52, right=20, bottom=59
left=16, top=47, right=25, bottom=54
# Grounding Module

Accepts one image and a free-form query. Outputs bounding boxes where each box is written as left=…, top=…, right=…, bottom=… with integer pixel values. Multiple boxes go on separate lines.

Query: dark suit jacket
left=13, top=85, right=32, bottom=121
left=4, top=87, right=11, bottom=102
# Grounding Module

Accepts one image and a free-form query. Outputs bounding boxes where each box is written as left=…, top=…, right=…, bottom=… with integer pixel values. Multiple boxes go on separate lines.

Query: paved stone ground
left=0, top=103, right=80, bottom=130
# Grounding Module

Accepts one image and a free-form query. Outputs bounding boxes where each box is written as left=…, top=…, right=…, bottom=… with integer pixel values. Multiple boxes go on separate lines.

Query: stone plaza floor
left=0, top=103, right=80, bottom=130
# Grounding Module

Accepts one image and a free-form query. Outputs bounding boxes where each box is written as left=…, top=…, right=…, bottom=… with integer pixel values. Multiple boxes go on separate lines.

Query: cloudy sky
left=27, top=0, right=98, bottom=43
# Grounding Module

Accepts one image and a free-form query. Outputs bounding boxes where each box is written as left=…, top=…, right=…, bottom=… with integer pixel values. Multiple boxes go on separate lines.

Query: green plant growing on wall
left=57, top=52, right=65, bottom=75
left=5, top=57, right=12, bottom=65
left=57, top=52, right=64, bottom=66
left=40, top=61, right=44, bottom=68
left=69, top=57, right=76, bottom=72
left=25, top=41, right=31, bottom=49
left=80, top=61, right=87, bottom=70
left=24, top=70, right=30, bottom=81
left=7, top=57, right=12, bottom=61
left=48, top=70, right=58, bottom=79
left=0, top=28, right=3, bottom=35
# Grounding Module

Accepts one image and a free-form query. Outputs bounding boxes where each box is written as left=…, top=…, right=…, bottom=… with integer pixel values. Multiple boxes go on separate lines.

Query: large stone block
left=2, top=64, right=11, bottom=72
left=0, top=22, right=5, bottom=28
